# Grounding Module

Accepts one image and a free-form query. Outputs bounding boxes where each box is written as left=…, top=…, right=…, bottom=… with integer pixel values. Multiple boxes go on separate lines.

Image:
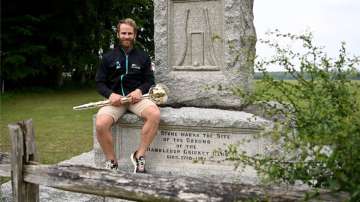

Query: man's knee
left=96, top=115, right=113, bottom=133
left=143, top=106, right=160, bottom=123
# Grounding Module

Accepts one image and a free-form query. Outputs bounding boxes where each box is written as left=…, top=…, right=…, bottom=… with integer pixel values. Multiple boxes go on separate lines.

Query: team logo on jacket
left=116, top=61, right=121, bottom=69
left=131, top=64, right=141, bottom=70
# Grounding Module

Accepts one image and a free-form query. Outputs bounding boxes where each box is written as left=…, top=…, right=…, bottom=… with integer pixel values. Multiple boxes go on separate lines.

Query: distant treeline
left=254, top=71, right=360, bottom=80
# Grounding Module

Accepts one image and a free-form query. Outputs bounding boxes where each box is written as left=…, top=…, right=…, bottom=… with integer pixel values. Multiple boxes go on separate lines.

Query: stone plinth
left=94, top=107, right=271, bottom=183
left=154, top=0, right=256, bottom=109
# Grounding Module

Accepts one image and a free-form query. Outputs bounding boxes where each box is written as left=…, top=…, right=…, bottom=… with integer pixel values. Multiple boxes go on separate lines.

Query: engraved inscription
left=147, top=130, right=263, bottom=164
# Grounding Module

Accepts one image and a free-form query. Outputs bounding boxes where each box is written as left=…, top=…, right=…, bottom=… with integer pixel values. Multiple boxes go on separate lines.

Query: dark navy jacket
left=95, top=45, right=154, bottom=98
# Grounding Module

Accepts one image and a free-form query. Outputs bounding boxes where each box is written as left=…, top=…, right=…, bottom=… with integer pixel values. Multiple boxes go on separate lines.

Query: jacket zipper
left=120, top=54, right=129, bottom=96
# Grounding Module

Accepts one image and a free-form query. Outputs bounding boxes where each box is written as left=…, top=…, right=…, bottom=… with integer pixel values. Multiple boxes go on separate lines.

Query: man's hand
left=109, top=93, right=124, bottom=106
left=128, top=89, right=142, bottom=104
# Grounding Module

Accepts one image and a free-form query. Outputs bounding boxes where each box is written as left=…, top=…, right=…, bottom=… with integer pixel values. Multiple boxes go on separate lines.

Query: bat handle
left=121, top=96, right=132, bottom=103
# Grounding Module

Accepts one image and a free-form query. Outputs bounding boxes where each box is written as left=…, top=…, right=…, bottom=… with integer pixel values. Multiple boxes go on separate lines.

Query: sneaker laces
left=137, top=156, right=145, bottom=171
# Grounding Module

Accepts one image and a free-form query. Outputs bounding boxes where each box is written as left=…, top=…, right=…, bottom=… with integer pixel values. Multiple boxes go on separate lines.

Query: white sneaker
left=130, top=151, right=146, bottom=173
left=104, top=160, right=118, bottom=170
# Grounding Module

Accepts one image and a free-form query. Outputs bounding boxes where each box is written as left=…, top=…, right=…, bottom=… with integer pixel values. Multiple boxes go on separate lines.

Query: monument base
left=94, top=107, right=272, bottom=184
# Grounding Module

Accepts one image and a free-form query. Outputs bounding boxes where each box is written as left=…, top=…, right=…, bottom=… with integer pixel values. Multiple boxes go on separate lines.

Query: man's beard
left=121, top=39, right=134, bottom=48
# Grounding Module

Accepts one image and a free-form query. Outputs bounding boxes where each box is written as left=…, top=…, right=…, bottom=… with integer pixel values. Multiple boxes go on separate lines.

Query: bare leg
left=95, top=114, right=116, bottom=161
left=136, top=106, right=160, bottom=158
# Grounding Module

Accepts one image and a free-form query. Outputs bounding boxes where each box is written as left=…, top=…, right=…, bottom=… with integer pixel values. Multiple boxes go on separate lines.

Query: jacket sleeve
left=95, top=57, right=113, bottom=98
left=138, top=55, right=155, bottom=94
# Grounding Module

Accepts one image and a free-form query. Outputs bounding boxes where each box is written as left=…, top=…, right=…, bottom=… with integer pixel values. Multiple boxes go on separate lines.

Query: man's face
left=117, top=23, right=136, bottom=49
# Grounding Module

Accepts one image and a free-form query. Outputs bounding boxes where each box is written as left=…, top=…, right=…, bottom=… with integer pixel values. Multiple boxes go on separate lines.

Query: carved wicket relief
left=170, top=0, right=223, bottom=71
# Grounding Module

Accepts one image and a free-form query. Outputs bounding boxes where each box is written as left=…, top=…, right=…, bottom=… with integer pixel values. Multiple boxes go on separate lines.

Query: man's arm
left=95, top=58, right=113, bottom=98
left=95, top=57, right=125, bottom=106
left=127, top=54, right=154, bottom=104
left=138, top=55, right=155, bottom=94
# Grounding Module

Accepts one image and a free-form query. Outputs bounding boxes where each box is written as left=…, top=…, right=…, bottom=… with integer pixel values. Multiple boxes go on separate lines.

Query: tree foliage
left=232, top=30, right=360, bottom=201
left=1, top=0, right=154, bottom=90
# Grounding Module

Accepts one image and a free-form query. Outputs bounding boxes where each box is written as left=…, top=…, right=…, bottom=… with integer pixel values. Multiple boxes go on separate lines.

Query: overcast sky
left=254, top=0, right=360, bottom=71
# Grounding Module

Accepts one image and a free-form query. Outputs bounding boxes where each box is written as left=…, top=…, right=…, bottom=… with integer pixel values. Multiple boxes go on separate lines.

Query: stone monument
left=94, top=0, right=269, bottom=184
left=154, top=0, right=256, bottom=109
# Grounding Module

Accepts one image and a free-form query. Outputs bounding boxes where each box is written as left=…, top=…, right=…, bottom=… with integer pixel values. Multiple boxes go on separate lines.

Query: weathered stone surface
left=154, top=0, right=256, bottom=109
left=94, top=107, right=272, bottom=184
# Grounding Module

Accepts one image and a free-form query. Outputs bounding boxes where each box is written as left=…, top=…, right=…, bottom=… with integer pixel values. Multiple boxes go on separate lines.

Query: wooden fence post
left=9, top=119, right=39, bottom=202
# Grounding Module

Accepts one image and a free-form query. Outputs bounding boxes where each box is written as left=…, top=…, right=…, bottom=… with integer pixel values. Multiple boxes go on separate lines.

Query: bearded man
left=95, top=18, right=160, bottom=173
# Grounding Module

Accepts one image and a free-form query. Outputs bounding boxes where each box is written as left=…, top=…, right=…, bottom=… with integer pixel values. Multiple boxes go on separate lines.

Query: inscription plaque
left=148, top=129, right=264, bottom=165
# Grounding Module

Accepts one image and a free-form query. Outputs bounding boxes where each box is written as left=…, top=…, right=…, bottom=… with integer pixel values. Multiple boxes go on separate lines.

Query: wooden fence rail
left=0, top=152, right=10, bottom=176
left=0, top=119, right=349, bottom=202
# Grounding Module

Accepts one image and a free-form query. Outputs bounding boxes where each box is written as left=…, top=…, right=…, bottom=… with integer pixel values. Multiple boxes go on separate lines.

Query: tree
left=1, top=0, right=154, bottom=90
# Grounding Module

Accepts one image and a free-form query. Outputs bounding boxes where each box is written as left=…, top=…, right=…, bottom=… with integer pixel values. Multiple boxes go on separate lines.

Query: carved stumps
left=154, top=0, right=256, bottom=109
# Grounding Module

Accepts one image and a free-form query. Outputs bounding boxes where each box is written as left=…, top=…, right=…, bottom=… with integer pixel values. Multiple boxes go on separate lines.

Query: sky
left=254, top=0, right=360, bottom=71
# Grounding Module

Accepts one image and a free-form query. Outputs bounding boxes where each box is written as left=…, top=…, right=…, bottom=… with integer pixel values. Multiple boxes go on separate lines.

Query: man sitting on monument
left=95, top=18, right=160, bottom=173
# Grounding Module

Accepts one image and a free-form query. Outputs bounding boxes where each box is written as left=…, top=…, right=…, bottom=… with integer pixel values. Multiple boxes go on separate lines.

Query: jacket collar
left=118, top=44, right=135, bottom=55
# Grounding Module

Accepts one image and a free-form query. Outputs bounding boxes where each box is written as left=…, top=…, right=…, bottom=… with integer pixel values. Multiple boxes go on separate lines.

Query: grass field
left=0, top=87, right=102, bottom=164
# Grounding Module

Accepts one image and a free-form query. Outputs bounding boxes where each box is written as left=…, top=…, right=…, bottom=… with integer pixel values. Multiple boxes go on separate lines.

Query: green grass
left=0, top=87, right=102, bottom=164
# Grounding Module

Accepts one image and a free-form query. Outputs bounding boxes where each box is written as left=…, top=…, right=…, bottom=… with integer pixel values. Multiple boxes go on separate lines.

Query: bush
left=233, top=30, right=360, bottom=201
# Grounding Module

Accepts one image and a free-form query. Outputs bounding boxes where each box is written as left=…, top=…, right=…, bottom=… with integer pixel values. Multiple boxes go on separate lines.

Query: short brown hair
left=117, top=18, right=138, bottom=35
